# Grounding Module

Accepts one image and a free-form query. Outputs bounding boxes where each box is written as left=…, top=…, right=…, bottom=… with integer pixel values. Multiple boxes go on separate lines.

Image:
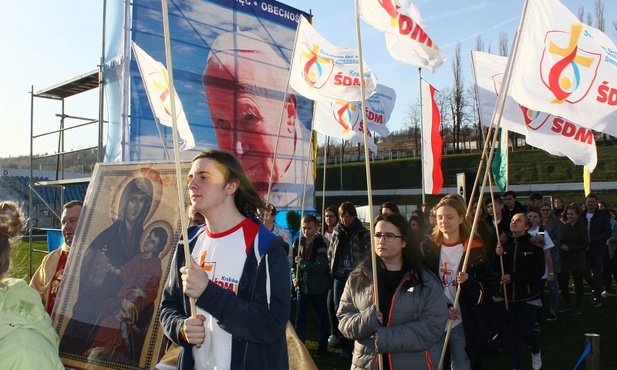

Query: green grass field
left=13, top=240, right=615, bottom=369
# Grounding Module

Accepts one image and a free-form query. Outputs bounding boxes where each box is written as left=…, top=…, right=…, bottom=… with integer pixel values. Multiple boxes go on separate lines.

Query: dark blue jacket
left=160, top=220, right=290, bottom=370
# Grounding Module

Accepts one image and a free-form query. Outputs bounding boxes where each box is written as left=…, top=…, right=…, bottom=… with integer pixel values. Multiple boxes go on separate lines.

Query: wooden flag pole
left=160, top=0, right=198, bottom=336
left=354, top=0, right=380, bottom=369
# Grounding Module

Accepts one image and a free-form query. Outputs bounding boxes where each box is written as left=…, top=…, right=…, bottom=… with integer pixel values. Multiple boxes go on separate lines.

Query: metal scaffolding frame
left=27, top=69, right=103, bottom=276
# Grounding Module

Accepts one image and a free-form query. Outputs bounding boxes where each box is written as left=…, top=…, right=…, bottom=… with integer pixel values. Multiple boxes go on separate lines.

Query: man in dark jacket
left=503, top=190, right=527, bottom=226
left=582, top=193, right=612, bottom=307
left=328, top=201, right=370, bottom=359
left=160, top=150, right=290, bottom=370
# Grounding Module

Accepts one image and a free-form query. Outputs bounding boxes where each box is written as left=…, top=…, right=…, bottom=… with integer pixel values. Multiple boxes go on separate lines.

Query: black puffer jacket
left=493, top=233, right=545, bottom=302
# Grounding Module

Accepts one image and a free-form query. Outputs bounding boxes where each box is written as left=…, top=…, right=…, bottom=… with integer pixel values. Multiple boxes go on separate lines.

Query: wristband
left=179, top=322, right=188, bottom=342
left=548, top=272, right=554, bottom=276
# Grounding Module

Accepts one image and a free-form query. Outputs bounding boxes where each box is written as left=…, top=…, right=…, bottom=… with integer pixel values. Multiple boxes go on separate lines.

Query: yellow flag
left=583, top=166, right=591, bottom=196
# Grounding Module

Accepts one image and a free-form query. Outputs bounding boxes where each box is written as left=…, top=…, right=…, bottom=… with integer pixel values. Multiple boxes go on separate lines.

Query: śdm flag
left=471, top=51, right=597, bottom=172
left=290, top=15, right=378, bottom=102
left=508, top=0, right=617, bottom=137
left=358, top=0, right=445, bottom=72
left=132, top=42, right=195, bottom=150
left=421, top=79, right=443, bottom=194
left=313, top=101, right=378, bottom=153
left=312, top=84, right=396, bottom=152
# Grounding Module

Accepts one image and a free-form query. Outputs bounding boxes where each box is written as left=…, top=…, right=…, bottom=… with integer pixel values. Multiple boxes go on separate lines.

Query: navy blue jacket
left=160, top=220, right=291, bottom=370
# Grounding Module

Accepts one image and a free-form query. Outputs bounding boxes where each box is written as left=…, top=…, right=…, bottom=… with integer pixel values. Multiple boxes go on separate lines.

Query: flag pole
left=321, top=136, right=329, bottom=227
left=266, top=14, right=304, bottom=205
left=439, top=1, right=532, bottom=368
left=418, top=68, right=426, bottom=205
left=353, top=1, right=380, bottom=368
left=160, top=0, right=198, bottom=330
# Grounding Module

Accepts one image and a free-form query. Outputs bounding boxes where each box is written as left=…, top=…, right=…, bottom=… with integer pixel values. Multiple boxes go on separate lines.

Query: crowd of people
left=2, top=151, right=617, bottom=370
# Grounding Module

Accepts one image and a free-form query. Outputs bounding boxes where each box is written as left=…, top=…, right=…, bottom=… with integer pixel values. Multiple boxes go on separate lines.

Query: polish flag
left=421, top=79, right=443, bottom=194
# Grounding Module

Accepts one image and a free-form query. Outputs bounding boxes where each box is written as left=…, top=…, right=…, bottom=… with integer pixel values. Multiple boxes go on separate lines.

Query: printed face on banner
left=52, top=162, right=190, bottom=370
left=540, top=26, right=601, bottom=104
left=126, top=0, right=313, bottom=209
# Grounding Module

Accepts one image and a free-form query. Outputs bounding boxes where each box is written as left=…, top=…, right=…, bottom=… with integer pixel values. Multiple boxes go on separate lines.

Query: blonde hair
left=0, top=201, right=26, bottom=278
left=430, top=195, right=472, bottom=244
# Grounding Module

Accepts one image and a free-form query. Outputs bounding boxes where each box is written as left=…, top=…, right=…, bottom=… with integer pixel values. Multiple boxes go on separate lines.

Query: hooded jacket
left=0, top=278, right=64, bottom=370
left=160, top=219, right=291, bottom=370
left=337, top=263, right=447, bottom=370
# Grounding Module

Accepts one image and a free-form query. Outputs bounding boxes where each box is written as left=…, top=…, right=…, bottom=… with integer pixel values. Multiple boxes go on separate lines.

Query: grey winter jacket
left=337, top=264, right=447, bottom=370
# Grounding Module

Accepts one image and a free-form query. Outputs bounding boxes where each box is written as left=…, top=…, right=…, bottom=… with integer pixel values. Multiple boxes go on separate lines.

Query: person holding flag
left=494, top=214, right=545, bottom=370
left=160, top=150, right=291, bottom=370
left=422, top=195, right=501, bottom=369
left=337, top=213, right=447, bottom=370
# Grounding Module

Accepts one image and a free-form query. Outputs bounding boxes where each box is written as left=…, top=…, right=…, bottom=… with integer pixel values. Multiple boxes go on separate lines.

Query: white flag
left=313, top=100, right=377, bottom=153
left=358, top=0, right=445, bottom=72
left=509, top=0, right=617, bottom=137
left=132, top=42, right=195, bottom=150
left=290, top=15, right=378, bottom=102
left=364, top=85, right=396, bottom=137
left=472, top=50, right=597, bottom=172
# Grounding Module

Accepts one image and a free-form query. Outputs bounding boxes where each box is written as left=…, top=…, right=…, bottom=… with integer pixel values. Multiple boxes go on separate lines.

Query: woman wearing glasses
left=422, top=195, right=500, bottom=370
left=322, top=205, right=339, bottom=243
left=337, top=213, right=447, bottom=370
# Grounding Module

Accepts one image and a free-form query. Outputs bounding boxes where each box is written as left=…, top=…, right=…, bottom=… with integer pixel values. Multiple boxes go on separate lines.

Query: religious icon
left=52, top=161, right=190, bottom=370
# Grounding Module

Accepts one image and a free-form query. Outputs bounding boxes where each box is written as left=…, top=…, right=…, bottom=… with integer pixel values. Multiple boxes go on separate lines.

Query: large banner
left=107, top=0, right=313, bottom=209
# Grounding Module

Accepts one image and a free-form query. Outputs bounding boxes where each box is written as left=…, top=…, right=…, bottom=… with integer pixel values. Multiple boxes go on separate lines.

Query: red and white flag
left=508, top=0, right=617, bottom=137
left=472, top=50, right=597, bottom=172
left=358, top=0, right=445, bottom=72
left=132, top=42, right=195, bottom=150
left=421, top=79, right=443, bottom=194
left=290, top=15, right=378, bottom=102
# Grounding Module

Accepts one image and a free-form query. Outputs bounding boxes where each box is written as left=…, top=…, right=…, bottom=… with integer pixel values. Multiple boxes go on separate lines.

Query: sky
left=1, top=0, right=615, bottom=159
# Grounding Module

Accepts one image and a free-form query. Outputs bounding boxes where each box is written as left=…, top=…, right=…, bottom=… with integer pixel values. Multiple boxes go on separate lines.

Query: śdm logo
left=519, top=106, right=550, bottom=131
left=540, top=24, right=601, bottom=104
left=300, top=42, right=334, bottom=89
left=331, top=101, right=360, bottom=132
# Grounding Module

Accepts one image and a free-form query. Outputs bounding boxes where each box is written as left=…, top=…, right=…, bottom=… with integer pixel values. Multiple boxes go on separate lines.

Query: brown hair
left=193, top=149, right=264, bottom=217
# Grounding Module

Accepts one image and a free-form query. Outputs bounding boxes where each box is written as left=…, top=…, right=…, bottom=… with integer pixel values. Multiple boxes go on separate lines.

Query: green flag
left=492, top=128, right=508, bottom=192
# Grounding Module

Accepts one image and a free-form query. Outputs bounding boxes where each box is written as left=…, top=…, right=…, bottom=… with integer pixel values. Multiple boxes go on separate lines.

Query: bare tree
left=451, top=42, right=465, bottom=152
left=475, top=35, right=485, bottom=53
left=577, top=6, right=585, bottom=22
left=595, top=0, right=605, bottom=31
left=498, top=32, right=509, bottom=57
left=405, top=103, right=421, bottom=152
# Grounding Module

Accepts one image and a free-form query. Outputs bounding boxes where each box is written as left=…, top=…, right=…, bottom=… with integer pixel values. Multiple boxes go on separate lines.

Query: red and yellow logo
left=540, top=24, right=601, bottom=104
left=300, top=42, right=334, bottom=89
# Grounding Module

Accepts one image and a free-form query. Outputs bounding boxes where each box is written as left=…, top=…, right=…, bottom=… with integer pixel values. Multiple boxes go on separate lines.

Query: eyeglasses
left=540, top=208, right=551, bottom=212
left=374, top=232, right=403, bottom=242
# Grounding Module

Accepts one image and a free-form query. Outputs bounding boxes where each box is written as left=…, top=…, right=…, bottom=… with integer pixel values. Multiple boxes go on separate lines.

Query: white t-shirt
left=529, top=226, right=554, bottom=279
left=439, top=241, right=464, bottom=328
left=191, top=219, right=257, bottom=370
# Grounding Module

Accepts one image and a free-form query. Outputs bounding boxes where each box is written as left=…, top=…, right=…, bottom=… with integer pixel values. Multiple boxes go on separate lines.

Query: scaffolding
left=28, top=69, right=104, bottom=276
